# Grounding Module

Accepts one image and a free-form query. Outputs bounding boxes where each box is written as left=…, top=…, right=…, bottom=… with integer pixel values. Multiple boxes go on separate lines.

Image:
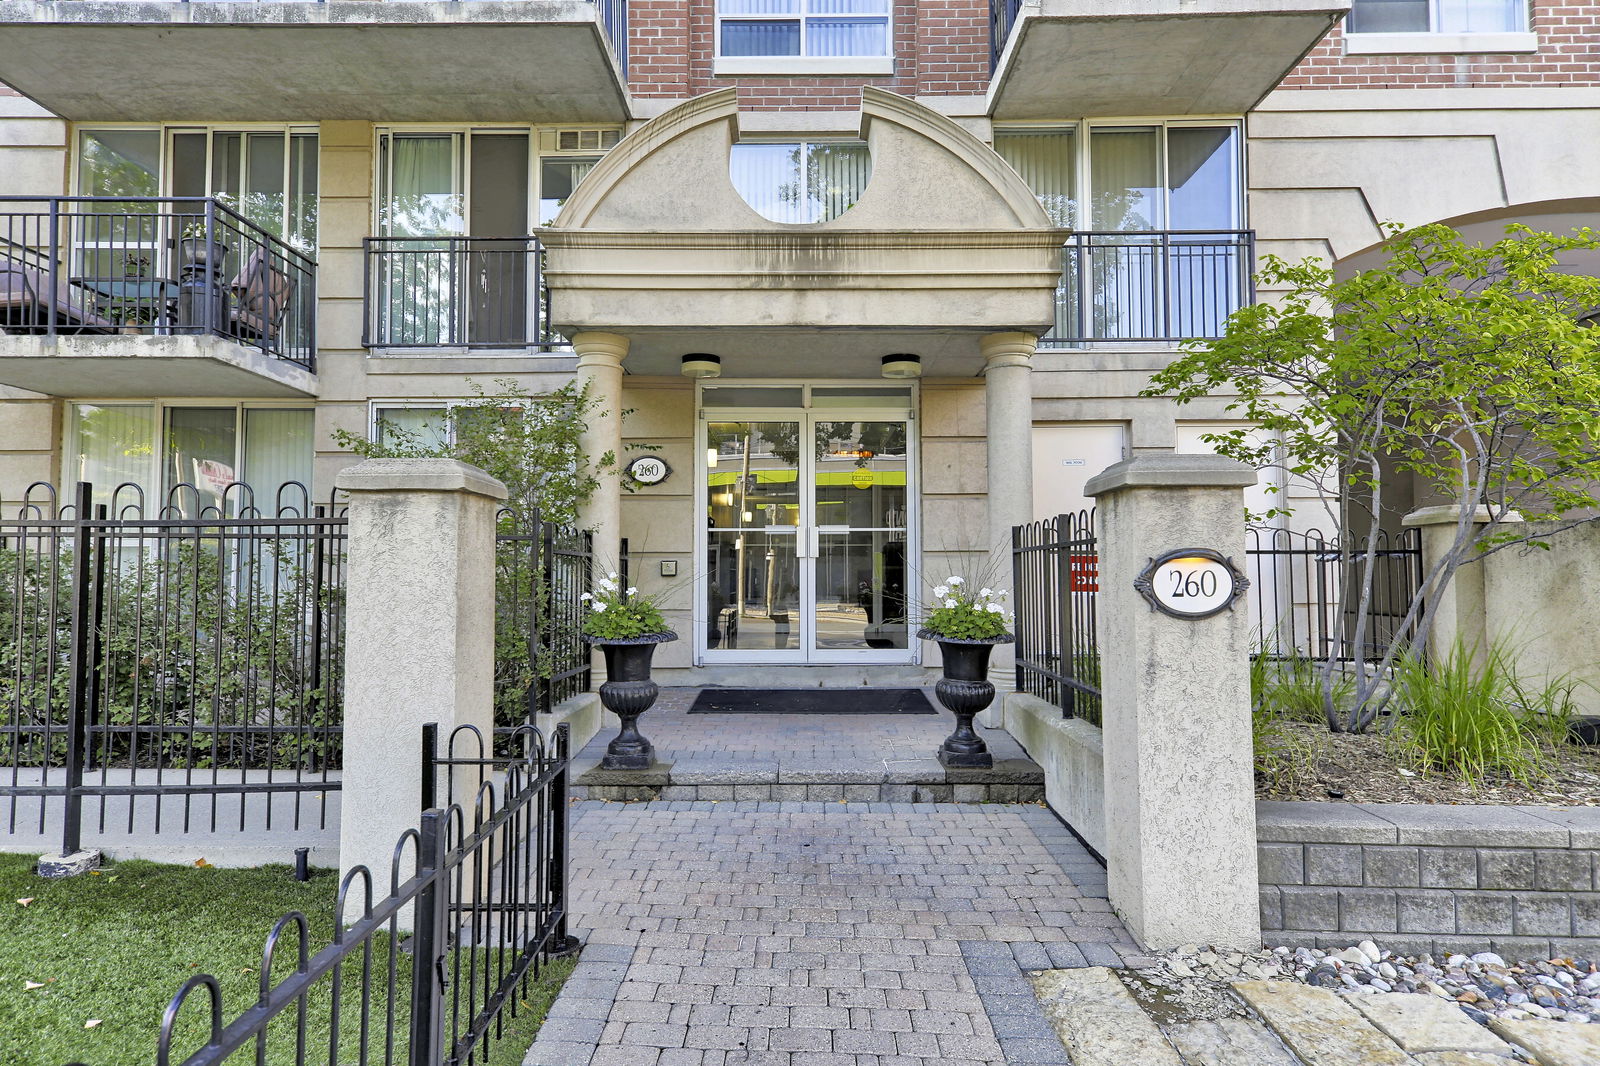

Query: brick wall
left=626, top=0, right=991, bottom=108
left=1282, top=3, right=1600, bottom=89
left=1258, top=801, right=1600, bottom=959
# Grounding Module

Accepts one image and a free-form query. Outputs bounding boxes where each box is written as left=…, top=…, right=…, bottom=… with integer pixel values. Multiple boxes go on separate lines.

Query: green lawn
left=0, top=853, right=575, bottom=1066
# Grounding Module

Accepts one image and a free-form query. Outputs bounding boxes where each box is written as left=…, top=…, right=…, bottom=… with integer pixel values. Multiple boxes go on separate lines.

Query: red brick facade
left=626, top=0, right=991, bottom=108
left=1281, top=3, right=1600, bottom=89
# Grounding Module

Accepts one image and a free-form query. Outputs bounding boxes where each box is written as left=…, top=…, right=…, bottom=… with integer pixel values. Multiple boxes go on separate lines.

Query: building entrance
left=696, top=386, right=917, bottom=665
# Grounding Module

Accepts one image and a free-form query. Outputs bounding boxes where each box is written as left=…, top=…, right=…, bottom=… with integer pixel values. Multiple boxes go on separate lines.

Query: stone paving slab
left=1233, top=980, right=1413, bottom=1066
left=1166, top=1017, right=1304, bottom=1066
left=1414, top=1054, right=1521, bottom=1065
left=524, top=798, right=1143, bottom=1066
left=1350, top=992, right=1514, bottom=1056
left=1488, top=1016, right=1600, bottom=1066
left=1031, top=967, right=1183, bottom=1066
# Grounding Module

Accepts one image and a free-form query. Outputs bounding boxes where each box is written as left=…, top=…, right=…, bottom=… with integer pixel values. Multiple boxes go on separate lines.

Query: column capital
left=1401, top=503, right=1515, bottom=528
left=1085, top=453, right=1256, bottom=498
left=335, top=458, right=507, bottom=501
left=572, top=331, right=630, bottom=370
left=979, top=331, right=1037, bottom=372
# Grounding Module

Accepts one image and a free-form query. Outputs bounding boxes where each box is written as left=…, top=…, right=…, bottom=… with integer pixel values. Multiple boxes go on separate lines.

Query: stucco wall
left=1481, top=521, right=1600, bottom=716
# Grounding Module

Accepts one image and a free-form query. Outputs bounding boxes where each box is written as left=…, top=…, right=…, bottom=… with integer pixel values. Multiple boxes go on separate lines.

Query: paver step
left=1166, top=1017, right=1304, bottom=1066
left=575, top=756, right=1046, bottom=803
left=1350, top=992, right=1515, bottom=1057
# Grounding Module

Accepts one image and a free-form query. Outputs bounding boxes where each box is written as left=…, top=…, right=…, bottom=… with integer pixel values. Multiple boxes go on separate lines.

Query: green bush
left=1249, top=654, right=1319, bottom=794
left=1387, top=641, right=1577, bottom=786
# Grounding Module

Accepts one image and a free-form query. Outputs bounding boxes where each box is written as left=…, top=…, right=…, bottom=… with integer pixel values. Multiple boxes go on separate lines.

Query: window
left=730, top=141, right=872, bottom=224
left=68, top=403, right=313, bottom=513
left=374, top=405, right=450, bottom=452
left=1347, top=0, right=1526, bottom=33
left=994, top=122, right=1246, bottom=343
left=539, top=158, right=600, bottom=225
left=715, top=0, right=892, bottom=73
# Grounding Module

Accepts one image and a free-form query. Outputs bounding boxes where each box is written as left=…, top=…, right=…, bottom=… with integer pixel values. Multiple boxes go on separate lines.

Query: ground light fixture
left=880, top=354, right=922, bottom=379
left=681, top=353, right=723, bottom=379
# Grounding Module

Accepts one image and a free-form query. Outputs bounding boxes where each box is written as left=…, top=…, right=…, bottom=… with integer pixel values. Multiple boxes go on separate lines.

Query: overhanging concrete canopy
left=0, top=334, right=317, bottom=397
left=0, top=1, right=629, bottom=122
left=542, top=89, right=1070, bottom=376
left=988, top=0, right=1349, bottom=119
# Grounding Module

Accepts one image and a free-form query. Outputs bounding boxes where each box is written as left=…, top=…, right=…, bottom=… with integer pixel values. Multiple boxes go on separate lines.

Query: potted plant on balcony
left=918, top=578, right=1012, bottom=768
left=582, top=571, right=677, bottom=770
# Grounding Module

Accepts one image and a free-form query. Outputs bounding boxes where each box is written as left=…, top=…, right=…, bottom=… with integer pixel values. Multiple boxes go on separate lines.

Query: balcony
left=0, top=1, right=629, bottom=122
left=0, top=196, right=316, bottom=397
left=1040, top=229, right=1254, bottom=346
left=364, top=237, right=562, bottom=352
left=987, top=0, right=1347, bottom=119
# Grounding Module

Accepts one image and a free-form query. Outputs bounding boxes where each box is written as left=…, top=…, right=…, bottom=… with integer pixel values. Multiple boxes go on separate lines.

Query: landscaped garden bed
left=0, top=854, right=574, bottom=1066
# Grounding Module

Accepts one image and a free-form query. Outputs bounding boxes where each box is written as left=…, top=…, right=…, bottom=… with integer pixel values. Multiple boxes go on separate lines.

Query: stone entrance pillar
left=574, top=331, right=629, bottom=571
left=1085, top=452, right=1261, bottom=951
left=336, top=459, right=506, bottom=888
left=980, top=332, right=1036, bottom=711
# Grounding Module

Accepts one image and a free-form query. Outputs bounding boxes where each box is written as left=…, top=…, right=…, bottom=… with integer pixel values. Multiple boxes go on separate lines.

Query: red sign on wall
left=1069, top=554, right=1099, bottom=593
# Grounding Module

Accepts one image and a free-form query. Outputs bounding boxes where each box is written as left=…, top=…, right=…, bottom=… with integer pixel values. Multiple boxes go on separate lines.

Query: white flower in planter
left=592, top=601, right=608, bottom=613
left=933, top=585, right=949, bottom=598
left=986, top=603, right=1004, bottom=614
left=626, top=586, right=638, bottom=596
left=979, top=587, right=993, bottom=597
left=944, top=598, right=958, bottom=608
left=948, top=576, right=964, bottom=586
left=580, top=592, right=593, bottom=601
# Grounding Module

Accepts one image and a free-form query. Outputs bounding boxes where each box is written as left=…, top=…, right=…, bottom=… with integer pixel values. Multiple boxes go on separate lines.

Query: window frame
left=729, top=136, right=875, bottom=225
left=1342, top=0, right=1536, bottom=54
left=991, top=118, right=1247, bottom=234
left=64, top=398, right=316, bottom=510
left=713, top=0, right=895, bottom=76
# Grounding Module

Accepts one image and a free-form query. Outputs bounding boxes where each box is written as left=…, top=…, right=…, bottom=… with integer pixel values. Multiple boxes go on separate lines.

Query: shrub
left=1250, top=654, right=1319, bottom=794
left=581, top=572, right=670, bottom=641
left=919, top=577, right=1011, bottom=641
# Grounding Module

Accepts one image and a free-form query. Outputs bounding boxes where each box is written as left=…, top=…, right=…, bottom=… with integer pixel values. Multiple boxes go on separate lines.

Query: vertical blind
left=730, top=141, right=872, bottom=224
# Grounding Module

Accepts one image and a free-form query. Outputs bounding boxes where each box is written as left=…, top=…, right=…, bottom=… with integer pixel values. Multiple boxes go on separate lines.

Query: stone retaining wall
left=1257, top=800, right=1600, bottom=958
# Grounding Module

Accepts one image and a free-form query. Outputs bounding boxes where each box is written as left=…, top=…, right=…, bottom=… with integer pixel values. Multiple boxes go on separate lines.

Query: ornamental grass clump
left=1388, top=640, right=1575, bottom=787
left=581, top=572, right=671, bottom=641
left=919, top=577, right=1011, bottom=641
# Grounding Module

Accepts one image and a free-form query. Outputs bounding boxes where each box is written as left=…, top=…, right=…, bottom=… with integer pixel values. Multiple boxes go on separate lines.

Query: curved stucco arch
left=551, top=86, right=1053, bottom=233
left=1333, top=196, right=1600, bottom=277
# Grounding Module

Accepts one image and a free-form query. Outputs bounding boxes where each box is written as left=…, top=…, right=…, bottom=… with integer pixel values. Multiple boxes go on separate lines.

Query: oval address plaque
left=1133, top=548, right=1249, bottom=619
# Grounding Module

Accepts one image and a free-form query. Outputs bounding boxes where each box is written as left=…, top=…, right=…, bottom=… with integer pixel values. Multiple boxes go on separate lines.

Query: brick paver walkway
left=527, top=799, right=1151, bottom=1066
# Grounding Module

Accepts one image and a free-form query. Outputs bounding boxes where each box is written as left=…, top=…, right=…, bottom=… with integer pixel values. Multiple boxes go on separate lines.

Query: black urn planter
left=919, top=629, right=1013, bottom=769
left=585, top=632, right=677, bottom=770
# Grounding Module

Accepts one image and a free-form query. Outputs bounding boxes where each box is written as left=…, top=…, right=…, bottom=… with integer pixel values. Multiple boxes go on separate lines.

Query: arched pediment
left=552, top=87, right=1053, bottom=233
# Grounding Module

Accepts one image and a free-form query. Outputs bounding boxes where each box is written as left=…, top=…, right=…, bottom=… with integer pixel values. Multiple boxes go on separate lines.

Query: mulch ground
left=1257, top=719, right=1600, bottom=805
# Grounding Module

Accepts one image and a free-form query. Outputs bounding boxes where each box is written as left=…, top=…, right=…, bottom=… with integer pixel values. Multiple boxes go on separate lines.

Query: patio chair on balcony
left=227, top=248, right=291, bottom=345
left=0, top=254, right=116, bottom=334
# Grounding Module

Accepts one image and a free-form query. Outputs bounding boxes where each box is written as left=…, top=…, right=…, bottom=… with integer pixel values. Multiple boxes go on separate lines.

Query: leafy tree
left=1144, top=223, right=1600, bottom=732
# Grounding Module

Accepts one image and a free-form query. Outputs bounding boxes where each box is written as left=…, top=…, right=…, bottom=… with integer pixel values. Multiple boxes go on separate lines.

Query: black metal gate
left=2, top=481, right=347, bottom=855
left=1011, top=510, right=1102, bottom=724
left=158, top=723, right=575, bottom=1066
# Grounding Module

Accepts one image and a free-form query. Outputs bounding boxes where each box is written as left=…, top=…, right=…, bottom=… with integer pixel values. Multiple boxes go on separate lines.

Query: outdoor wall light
left=681, top=353, right=723, bottom=379
left=881, top=354, right=922, bottom=379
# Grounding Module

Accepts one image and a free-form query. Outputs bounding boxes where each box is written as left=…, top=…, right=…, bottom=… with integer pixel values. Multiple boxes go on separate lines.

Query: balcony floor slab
left=0, top=332, right=316, bottom=398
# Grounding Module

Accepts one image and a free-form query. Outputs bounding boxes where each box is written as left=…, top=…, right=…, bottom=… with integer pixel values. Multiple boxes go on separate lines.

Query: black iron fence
left=1246, top=526, right=1425, bottom=662
left=1042, top=230, right=1256, bottom=346
left=494, top=512, right=595, bottom=729
left=364, top=237, right=558, bottom=351
left=0, top=196, right=316, bottom=367
left=1012, top=511, right=1102, bottom=725
left=1, top=480, right=346, bottom=856
left=158, top=721, right=576, bottom=1066
left=600, top=0, right=629, bottom=77
left=990, top=0, right=1021, bottom=71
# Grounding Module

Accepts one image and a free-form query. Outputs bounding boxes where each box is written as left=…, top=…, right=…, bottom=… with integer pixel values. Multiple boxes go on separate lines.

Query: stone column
left=1085, top=452, right=1261, bottom=951
left=1402, top=504, right=1496, bottom=669
left=574, top=331, right=629, bottom=571
left=979, top=332, right=1036, bottom=716
left=336, top=459, right=506, bottom=888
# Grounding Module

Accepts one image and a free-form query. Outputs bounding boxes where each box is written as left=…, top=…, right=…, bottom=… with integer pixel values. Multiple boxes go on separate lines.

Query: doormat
left=688, top=688, right=936, bottom=715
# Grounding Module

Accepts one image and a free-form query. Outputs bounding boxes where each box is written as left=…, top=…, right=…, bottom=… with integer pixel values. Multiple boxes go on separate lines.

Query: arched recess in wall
left=1334, top=197, right=1600, bottom=279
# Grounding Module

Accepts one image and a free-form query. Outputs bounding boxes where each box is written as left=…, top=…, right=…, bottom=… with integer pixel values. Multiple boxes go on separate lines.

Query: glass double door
left=702, top=412, right=913, bottom=663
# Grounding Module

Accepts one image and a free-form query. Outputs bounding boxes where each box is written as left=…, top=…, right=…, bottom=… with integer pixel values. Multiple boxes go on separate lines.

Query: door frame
left=693, top=382, right=920, bottom=668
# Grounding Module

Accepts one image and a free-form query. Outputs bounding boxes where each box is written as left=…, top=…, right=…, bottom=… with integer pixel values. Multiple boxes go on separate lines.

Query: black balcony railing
left=991, top=0, right=1022, bottom=72
left=0, top=196, right=316, bottom=369
left=1042, top=229, right=1256, bottom=347
left=364, top=235, right=562, bottom=350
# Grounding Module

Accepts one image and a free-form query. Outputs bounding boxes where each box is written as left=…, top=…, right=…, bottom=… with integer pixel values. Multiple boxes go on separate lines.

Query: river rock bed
left=1133, top=940, right=1600, bottom=1028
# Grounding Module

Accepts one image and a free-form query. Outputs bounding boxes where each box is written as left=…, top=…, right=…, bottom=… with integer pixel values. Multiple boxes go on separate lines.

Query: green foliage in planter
left=1249, top=653, right=1319, bottom=795
left=919, top=577, right=1010, bottom=641
left=1387, top=640, right=1577, bottom=786
left=582, top=573, right=669, bottom=641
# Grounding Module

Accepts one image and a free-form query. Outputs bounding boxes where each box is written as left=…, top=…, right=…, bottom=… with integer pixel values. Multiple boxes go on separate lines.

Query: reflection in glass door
left=701, top=409, right=914, bottom=664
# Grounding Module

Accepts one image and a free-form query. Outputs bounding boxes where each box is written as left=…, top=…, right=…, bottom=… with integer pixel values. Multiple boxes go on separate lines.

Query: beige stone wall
left=1481, top=521, right=1600, bottom=717
left=619, top=378, right=695, bottom=672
